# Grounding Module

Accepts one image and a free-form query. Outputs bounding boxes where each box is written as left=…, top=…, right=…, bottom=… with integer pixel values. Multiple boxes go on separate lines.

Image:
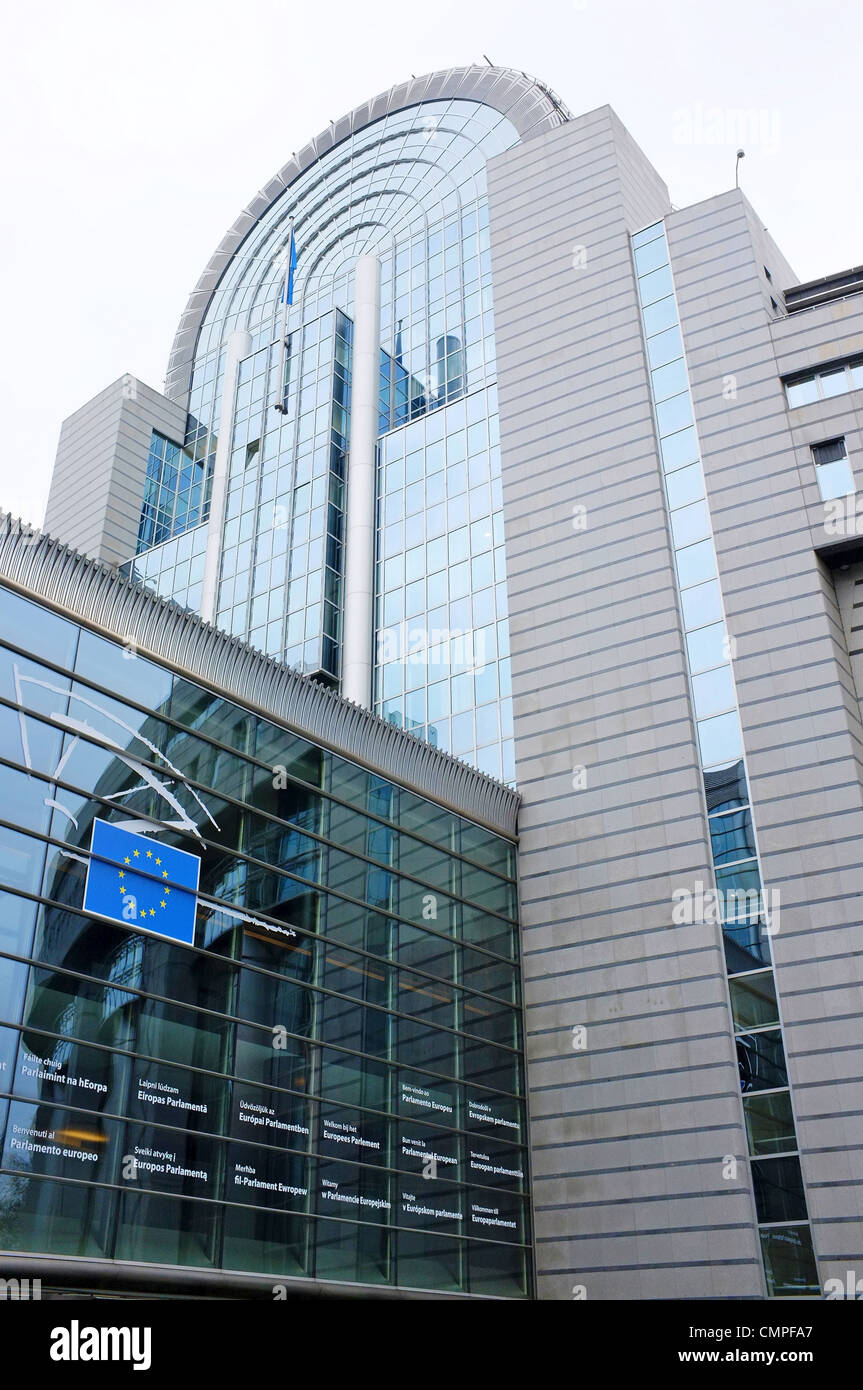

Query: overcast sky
left=1, top=0, right=860, bottom=527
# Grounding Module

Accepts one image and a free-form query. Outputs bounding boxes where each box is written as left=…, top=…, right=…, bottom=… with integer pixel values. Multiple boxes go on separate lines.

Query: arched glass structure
left=126, top=68, right=570, bottom=783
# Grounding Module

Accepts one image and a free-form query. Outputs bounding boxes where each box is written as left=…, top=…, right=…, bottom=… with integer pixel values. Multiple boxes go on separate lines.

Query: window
left=812, top=437, right=854, bottom=500
left=821, top=368, right=847, bottom=399
left=759, top=1225, right=820, bottom=1298
left=729, top=970, right=777, bottom=1029
left=751, top=1154, right=809, bottom=1224
left=785, top=357, right=863, bottom=408
left=136, top=430, right=204, bottom=554
left=744, top=1090, right=795, bottom=1155
left=737, top=1028, right=788, bottom=1092
left=786, top=376, right=818, bottom=409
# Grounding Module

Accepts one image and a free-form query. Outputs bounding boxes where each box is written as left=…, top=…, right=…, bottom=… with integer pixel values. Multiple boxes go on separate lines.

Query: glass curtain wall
left=127, top=99, right=518, bottom=778
left=633, top=221, right=820, bottom=1299
left=0, top=586, right=529, bottom=1296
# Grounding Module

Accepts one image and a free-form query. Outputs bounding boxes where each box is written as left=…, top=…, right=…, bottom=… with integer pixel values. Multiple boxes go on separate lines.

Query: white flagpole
left=274, top=219, right=293, bottom=413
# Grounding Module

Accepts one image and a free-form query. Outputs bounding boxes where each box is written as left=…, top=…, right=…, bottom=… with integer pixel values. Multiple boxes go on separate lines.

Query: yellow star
left=149, top=908, right=155, bottom=916
left=118, top=870, right=124, bottom=878
left=119, top=885, right=126, bottom=894
left=146, top=850, right=153, bottom=859
left=160, top=900, right=166, bottom=909
left=155, top=857, right=162, bottom=866
left=162, top=870, right=168, bottom=879
left=133, top=850, right=140, bottom=858
left=139, top=909, right=146, bottom=918
left=124, top=857, right=131, bottom=865
left=165, top=887, right=171, bottom=895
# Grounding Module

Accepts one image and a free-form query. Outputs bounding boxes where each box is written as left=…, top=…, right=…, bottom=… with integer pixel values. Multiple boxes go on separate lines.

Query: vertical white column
left=341, top=255, right=381, bottom=706
left=200, top=328, right=251, bottom=625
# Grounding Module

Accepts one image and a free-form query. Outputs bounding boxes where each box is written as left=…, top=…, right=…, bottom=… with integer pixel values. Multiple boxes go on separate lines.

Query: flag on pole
left=280, top=229, right=298, bottom=306
left=273, top=224, right=296, bottom=414
left=83, top=819, right=200, bottom=945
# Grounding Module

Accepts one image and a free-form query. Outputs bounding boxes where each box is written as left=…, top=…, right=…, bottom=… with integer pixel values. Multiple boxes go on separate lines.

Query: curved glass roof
left=165, top=65, right=570, bottom=400
left=192, top=99, right=521, bottom=367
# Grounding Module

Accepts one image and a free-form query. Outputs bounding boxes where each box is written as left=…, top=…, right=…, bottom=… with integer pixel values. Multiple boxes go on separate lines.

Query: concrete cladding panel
left=488, top=109, right=765, bottom=1299
left=45, top=376, right=186, bottom=567
left=666, top=189, right=863, bottom=1289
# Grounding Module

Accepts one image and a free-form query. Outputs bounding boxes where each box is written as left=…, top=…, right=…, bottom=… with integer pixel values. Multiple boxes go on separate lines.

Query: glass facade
left=127, top=98, right=517, bottom=778
left=634, top=221, right=820, bottom=1298
left=0, top=584, right=530, bottom=1296
left=124, top=525, right=208, bottom=614
left=376, top=380, right=511, bottom=777
left=136, top=429, right=211, bottom=554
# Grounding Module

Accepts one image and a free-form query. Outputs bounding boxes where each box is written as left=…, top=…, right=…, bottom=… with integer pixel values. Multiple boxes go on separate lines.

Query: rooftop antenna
left=735, top=148, right=745, bottom=188
left=483, top=54, right=494, bottom=66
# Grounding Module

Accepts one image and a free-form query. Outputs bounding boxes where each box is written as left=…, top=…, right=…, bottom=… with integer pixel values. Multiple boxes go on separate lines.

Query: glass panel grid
left=131, top=100, right=516, bottom=784
left=0, top=591, right=529, bottom=1295
left=633, top=224, right=816, bottom=1296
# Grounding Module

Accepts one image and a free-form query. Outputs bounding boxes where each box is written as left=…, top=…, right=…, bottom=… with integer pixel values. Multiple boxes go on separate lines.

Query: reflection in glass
left=0, top=588, right=79, bottom=670
left=115, top=1189, right=219, bottom=1268
left=737, top=1029, right=787, bottom=1093
left=704, top=760, right=748, bottom=815
left=715, top=859, right=762, bottom=914
left=743, top=1089, right=795, bottom=1155
left=315, top=1215, right=390, bottom=1286
left=223, top=1204, right=310, bottom=1277
left=751, top=1154, right=809, bottom=1224
left=759, top=1224, right=820, bottom=1297
left=634, top=223, right=813, bottom=1284
left=0, top=583, right=528, bottom=1293
left=729, top=971, right=778, bottom=1031
left=709, top=807, right=756, bottom=865
left=397, top=1228, right=463, bottom=1292
left=0, top=1173, right=112, bottom=1257
left=723, top=917, right=771, bottom=974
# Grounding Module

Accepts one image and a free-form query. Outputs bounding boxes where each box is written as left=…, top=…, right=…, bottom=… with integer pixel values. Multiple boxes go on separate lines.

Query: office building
left=5, top=63, right=863, bottom=1298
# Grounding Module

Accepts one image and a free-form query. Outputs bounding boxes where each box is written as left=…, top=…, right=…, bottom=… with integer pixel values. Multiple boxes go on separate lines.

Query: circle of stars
left=118, top=848, right=172, bottom=919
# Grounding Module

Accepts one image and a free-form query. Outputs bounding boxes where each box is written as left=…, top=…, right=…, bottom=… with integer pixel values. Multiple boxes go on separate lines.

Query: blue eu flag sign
left=83, top=819, right=200, bottom=946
